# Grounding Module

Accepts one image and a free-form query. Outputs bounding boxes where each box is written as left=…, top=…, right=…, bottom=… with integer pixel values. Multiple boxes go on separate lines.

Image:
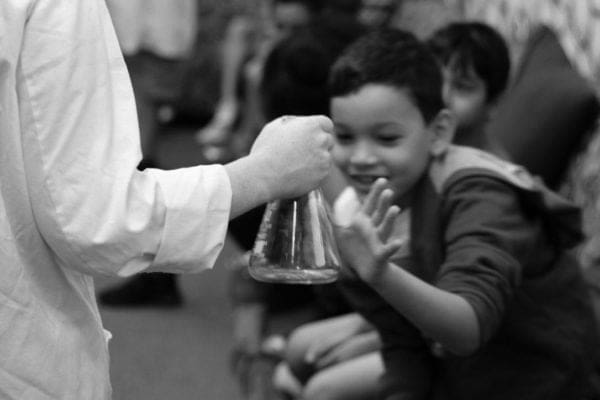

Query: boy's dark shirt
left=337, top=146, right=599, bottom=400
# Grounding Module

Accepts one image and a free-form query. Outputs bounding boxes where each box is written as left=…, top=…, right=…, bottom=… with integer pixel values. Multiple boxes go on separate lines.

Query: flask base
left=248, top=266, right=338, bottom=284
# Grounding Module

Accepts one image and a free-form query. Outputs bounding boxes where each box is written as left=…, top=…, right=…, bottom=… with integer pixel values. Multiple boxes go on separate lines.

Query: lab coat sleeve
left=9, top=0, right=233, bottom=277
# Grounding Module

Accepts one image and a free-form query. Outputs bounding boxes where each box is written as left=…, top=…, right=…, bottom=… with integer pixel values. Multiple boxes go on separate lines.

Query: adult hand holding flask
left=247, top=116, right=341, bottom=284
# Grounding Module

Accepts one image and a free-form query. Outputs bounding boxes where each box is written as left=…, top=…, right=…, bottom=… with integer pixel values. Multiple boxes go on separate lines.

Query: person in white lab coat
left=0, top=0, right=333, bottom=399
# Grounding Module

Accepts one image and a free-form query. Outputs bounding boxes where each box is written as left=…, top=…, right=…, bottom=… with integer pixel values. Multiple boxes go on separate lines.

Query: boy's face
left=331, top=84, right=435, bottom=204
left=441, top=61, right=489, bottom=138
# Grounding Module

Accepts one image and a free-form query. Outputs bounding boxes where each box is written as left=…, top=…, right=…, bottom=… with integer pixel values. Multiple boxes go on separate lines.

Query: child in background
left=427, top=21, right=510, bottom=156
left=283, top=28, right=599, bottom=400
left=195, top=0, right=323, bottom=157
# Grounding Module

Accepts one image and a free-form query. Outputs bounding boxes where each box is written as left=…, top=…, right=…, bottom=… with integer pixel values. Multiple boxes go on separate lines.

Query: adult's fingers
left=314, top=115, right=334, bottom=133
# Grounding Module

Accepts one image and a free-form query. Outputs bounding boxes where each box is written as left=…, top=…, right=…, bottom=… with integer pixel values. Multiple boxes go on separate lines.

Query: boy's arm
left=370, top=263, right=480, bottom=356
left=338, top=178, right=531, bottom=356
left=335, top=180, right=478, bottom=354
left=339, top=199, right=481, bottom=355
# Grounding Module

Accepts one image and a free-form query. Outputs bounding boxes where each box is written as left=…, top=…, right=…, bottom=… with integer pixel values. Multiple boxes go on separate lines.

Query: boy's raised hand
left=335, top=178, right=404, bottom=286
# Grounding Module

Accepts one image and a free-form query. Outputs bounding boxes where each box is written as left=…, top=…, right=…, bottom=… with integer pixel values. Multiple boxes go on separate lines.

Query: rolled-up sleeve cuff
left=146, top=164, right=232, bottom=273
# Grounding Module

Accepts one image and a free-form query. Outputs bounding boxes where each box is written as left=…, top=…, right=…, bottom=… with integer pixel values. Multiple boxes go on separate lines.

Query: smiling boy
left=329, top=28, right=598, bottom=400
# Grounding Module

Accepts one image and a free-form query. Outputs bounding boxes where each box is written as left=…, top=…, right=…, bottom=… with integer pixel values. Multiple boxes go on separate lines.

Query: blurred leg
left=196, top=16, right=255, bottom=145
left=284, top=313, right=368, bottom=384
left=302, top=352, right=384, bottom=400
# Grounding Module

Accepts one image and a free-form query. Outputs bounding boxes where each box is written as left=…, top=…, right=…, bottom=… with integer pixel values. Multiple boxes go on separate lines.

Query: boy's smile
left=331, top=84, right=434, bottom=203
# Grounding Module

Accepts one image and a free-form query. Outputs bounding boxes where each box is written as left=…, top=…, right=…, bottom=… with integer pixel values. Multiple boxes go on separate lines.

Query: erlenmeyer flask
left=249, top=188, right=341, bottom=284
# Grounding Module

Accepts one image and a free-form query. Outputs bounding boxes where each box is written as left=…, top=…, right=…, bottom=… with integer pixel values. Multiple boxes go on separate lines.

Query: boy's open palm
left=335, top=179, right=404, bottom=286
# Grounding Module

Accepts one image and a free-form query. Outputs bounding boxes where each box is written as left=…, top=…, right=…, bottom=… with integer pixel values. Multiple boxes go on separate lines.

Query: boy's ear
left=429, top=108, right=456, bottom=157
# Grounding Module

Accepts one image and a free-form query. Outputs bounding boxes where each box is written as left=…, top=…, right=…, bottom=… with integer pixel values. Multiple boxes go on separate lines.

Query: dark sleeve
left=435, top=176, right=541, bottom=345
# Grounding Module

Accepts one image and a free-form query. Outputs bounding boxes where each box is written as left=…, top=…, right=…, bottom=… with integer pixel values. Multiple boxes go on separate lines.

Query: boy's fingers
left=363, top=178, right=388, bottom=215
left=372, top=188, right=394, bottom=226
left=379, top=205, right=400, bottom=240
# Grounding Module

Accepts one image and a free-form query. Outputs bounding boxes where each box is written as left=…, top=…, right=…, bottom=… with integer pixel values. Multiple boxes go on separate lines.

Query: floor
left=95, top=125, right=246, bottom=400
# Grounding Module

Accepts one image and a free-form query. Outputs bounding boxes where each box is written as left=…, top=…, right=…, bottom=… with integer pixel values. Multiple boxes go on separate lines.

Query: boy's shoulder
left=427, top=145, right=582, bottom=248
left=428, top=145, right=538, bottom=194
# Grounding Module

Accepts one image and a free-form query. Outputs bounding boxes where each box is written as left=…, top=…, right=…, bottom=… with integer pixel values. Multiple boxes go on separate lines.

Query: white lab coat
left=0, top=0, right=231, bottom=398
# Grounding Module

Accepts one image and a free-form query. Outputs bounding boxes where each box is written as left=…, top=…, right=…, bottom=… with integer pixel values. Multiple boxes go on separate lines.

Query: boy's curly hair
left=329, top=28, right=444, bottom=123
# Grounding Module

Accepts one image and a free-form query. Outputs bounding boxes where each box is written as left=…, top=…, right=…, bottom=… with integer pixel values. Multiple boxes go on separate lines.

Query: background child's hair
left=260, top=9, right=365, bottom=119
left=427, top=21, right=511, bottom=103
left=328, top=28, right=444, bottom=123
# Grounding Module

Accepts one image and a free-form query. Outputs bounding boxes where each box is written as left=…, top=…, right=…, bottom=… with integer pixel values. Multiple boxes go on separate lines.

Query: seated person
left=280, top=28, right=599, bottom=400
left=195, top=0, right=323, bottom=153
left=427, top=21, right=511, bottom=156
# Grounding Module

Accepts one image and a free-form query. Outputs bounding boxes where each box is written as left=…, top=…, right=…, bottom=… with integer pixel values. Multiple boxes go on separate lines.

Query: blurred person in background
left=427, top=21, right=511, bottom=156
left=194, top=0, right=324, bottom=158
left=106, top=0, right=199, bottom=168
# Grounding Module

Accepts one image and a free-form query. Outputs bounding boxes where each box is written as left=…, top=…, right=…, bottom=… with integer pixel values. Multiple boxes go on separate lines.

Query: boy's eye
left=334, top=131, right=354, bottom=143
left=376, top=133, right=401, bottom=144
